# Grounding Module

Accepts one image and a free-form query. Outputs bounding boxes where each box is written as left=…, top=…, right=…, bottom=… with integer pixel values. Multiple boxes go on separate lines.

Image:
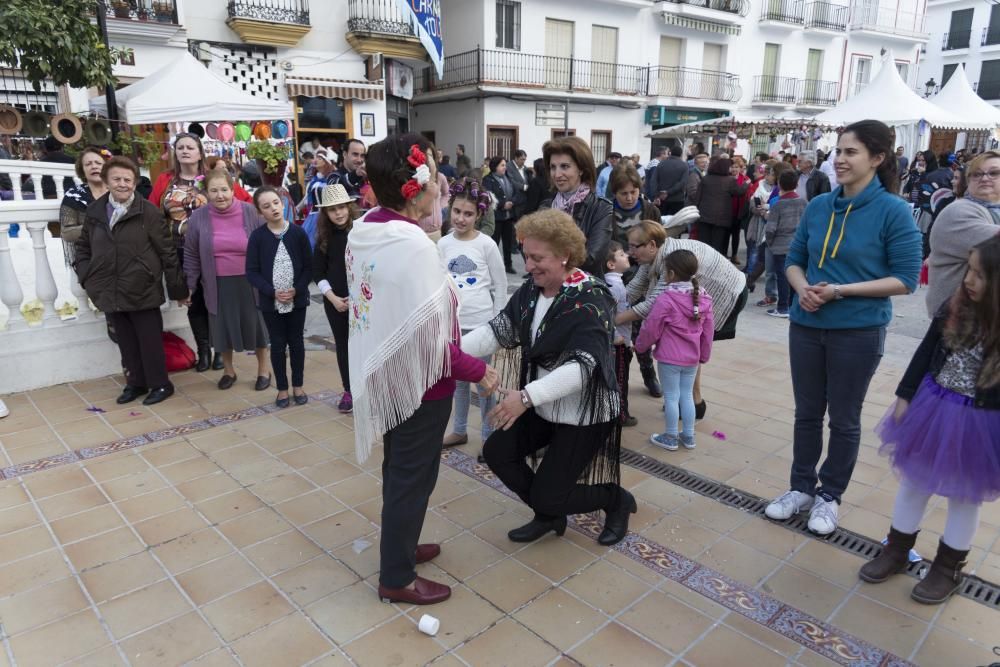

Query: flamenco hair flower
left=98, top=148, right=113, bottom=159
left=401, top=145, right=431, bottom=200
left=406, top=144, right=427, bottom=168
left=401, top=179, right=422, bottom=199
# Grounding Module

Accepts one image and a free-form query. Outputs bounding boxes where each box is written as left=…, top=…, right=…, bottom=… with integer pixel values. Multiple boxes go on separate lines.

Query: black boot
left=211, top=351, right=224, bottom=370
left=598, top=489, right=637, bottom=546
left=195, top=340, right=211, bottom=372
left=859, top=527, right=918, bottom=583
left=508, top=516, right=567, bottom=543
left=911, top=539, right=969, bottom=604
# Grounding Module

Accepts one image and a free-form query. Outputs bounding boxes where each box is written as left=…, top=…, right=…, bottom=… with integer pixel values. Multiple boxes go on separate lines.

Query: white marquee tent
left=930, top=65, right=1000, bottom=128
left=89, top=52, right=291, bottom=125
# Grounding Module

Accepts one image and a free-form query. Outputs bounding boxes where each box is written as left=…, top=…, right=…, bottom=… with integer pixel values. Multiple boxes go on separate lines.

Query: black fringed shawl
left=488, top=269, right=622, bottom=485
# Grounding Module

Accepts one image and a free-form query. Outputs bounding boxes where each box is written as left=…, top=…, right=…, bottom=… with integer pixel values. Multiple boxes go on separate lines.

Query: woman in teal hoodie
left=764, top=120, right=922, bottom=537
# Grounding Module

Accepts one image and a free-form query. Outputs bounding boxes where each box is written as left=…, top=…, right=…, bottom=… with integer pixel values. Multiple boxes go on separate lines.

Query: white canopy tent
left=89, top=52, right=292, bottom=124
left=930, top=65, right=1000, bottom=128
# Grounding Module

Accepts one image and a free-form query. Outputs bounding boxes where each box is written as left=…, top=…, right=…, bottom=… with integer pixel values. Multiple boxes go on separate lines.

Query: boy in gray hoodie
left=765, top=169, right=807, bottom=317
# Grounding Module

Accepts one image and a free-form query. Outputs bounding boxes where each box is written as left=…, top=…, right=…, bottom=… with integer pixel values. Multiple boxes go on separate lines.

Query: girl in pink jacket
left=635, top=249, right=715, bottom=451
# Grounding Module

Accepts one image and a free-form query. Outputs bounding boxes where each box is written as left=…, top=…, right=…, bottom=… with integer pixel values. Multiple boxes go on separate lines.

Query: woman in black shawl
left=462, top=209, right=635, bottom=546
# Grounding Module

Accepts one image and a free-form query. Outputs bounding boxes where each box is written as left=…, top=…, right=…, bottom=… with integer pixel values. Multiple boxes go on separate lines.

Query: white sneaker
left=807, top=495, right=840, bottom=535
left=0, top=399, right=7, bottom=419
left=764, top=490, right=814, bottom=521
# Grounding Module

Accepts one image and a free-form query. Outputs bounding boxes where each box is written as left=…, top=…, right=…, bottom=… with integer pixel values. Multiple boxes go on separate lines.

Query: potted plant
left=110, top=0, right=132, bottom=18
left=152, top=1, right=173, bottom=22
left=246, top=141, right=288, bottom=187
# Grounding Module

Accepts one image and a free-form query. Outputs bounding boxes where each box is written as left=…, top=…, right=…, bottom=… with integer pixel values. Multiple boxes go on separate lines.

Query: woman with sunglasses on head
left=149, top=133, right=252, bottom=373
left=926, top=150, right=1000, bottom=317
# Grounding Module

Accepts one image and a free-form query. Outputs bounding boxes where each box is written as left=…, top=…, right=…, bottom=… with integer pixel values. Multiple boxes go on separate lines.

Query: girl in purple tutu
left=859, top=234, right=1000, bottom=605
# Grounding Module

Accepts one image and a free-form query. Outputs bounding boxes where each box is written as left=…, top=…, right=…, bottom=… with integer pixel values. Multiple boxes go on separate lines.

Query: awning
left=285, top=77, right=385, bottom=101
left=660, top=14, right=741, bottom=35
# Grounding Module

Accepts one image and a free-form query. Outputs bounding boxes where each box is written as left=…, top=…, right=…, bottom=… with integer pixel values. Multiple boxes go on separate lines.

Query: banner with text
left=394, top=0, right=444, bottom=80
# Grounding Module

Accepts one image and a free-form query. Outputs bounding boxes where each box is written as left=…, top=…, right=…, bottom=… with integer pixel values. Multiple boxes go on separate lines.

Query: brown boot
left=911, top=539, right=968, bottom=605
left=859, top=527, right=918, bottom=583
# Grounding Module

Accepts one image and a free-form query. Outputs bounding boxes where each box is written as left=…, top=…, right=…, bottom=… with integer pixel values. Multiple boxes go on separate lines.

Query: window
left=851, top=55, right=872, bottom=96
left=487, top=126, right=518, bottom=160
left=591, top=131, right=611, bottom=165
left=979, top=59, right=1000, bottom=99
left=987, top=5, right=1000, bottom=45
left=496, top=1, right=520, bottom=50
left=895, top=61, right=910, bottom=86
left=942, top=63, right=958, bottom=87
left=946, top=8, right=973, bottom=50
left=591, top=26, right=618, bottom=93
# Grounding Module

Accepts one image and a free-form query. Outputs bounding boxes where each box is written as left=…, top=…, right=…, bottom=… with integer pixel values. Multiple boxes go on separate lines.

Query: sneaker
left=337, top=391, right=353, bottom=414
left=765, top=490, right=815, bottom=521
left=755, top=297, right=776, bottom=307
left=680, top=434, right=696, bottom=450
left=650, top=433, right=679, bottom=451
left=766, top=309, right=789, bottom=319
left=808, top=494, right=840, bottom=536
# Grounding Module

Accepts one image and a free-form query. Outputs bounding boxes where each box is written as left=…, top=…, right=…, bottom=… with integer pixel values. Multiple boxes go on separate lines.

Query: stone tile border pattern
left=0, top=391, right=915, bottom=667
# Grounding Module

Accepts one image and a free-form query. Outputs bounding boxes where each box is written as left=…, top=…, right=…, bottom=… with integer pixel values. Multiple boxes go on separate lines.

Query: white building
left=400, top=0, right=929, bottom=163
left=917, top=0, right=1000, bottom=152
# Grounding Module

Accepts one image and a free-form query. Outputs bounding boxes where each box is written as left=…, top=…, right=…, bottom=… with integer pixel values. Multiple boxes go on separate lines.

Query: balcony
left=226, top=0, right=311, bottom=47
left=346, top=0, right=426, bottom=63
left=760, top=0, right=805, bottom=27
left=848, top=3, right=928, bottom=42
left=655, top=0, right=749, bottom=35
left=415, top=48, right=649, bottom=98
left=752, top=75, right=797, bottom=105
left=648, top=66, right=742, bottom=102
left=804, top=1, right=848, bottom=32
left=942, top=29, right=972, bottom=51
left=982, top=27, right=1000, bottom=49
left=795, top=78, right=838, bottom=107
left=97, top=0, right=182, bottom=43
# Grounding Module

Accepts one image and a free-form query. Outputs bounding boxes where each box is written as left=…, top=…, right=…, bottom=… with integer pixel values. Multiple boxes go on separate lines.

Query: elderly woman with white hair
left=796, top=150, right=831, bottom=202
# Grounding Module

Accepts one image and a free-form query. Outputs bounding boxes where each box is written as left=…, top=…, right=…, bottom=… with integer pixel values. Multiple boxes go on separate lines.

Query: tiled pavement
left=0, top=295, right=998, bottom=666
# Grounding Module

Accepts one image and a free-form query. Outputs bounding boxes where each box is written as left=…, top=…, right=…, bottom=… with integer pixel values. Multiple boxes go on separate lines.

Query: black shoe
left=195, top=341, right=211, bottom=372
left=695, top=400, right=707, bottom=420
left=116, top=385, right=148, bottom=404
left=643, top=375, right=663, bottom=398
left=275, top=396, right=290, bottom=408
left=142, top=385, right=174, bottom=406
left=255, top=374, right=271, bottom=391
left=218, top=374, right=237, bottom=390
left=211, top=351, right=224, bottom=371
left=293, top=393, right=308, bottom=406
left=598, top=489, right=637, bottom=546
left=508, top=516, right=567, bottom=543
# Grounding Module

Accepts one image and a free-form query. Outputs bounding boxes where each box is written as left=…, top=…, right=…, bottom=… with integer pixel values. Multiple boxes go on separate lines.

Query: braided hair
left=448, top=176, right=494, bottom=219
left=664, top=249, right=702, bottom=321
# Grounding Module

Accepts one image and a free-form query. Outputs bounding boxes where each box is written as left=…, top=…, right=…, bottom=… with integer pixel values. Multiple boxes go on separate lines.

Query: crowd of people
left=1, top=117, right=994, bottom=612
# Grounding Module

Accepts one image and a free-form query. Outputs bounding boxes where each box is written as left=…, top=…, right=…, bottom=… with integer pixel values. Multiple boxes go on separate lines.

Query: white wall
left=442, top=0, right=486, bottom=55
left=412, top=98, right=485, bottom=161
left=918, top=0, right=1000, bottom=102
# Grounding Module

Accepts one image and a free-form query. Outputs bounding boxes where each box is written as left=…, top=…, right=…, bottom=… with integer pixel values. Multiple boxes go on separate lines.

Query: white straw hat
left=316, top=184, right=353, bottom=208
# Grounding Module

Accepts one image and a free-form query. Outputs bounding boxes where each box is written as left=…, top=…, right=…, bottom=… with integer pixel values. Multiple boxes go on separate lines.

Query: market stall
left=647, top=115, right=838, bottom=160
left=928, top=66, right=1000, bottom=154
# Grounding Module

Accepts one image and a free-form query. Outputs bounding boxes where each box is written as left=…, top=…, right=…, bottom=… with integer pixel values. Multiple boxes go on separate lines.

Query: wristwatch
left=832, top=284, right=844, bottom=300
left=520, top=390, right=532, bottom=408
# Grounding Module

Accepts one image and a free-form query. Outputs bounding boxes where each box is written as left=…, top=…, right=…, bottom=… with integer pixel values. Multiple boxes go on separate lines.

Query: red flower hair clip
left=401, top=144, right=431, bottom=200
left=406, top=144, right=427, bottom=168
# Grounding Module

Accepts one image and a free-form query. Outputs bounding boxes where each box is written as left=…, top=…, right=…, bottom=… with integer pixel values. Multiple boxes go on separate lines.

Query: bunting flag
left=394, top=0, right=444, bottom=80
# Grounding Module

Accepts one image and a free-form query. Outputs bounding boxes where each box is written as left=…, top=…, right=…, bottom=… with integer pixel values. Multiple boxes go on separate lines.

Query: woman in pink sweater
left=635, top=249, right=714, bottom=451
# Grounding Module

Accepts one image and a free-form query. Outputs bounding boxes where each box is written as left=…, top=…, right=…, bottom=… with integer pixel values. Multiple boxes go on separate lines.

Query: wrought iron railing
left=658, top=0, right=750, bottom=17
left=978, top=79, right=1000, bottom=100
left=796, top=79, right=838, bottom=106
left=804, top=1, right=847, bottom=30
left=760, top=0, right=804, bottom=23
left=227, top=0, right=309, bottom=25
left=943, top=29, right=972, bottom=50
left=104, top=0, right=178, bottom=24
left=982, top=27, right=1000, bottom=46
left=415, top=48, right=650, bottom=96
left=848, top=3, right=926, bottom=37
left=347, top=0, right=416, bottom=36
left=753, top=74, right=797, bottom=104
left=647, top=66, right=742, bottom=102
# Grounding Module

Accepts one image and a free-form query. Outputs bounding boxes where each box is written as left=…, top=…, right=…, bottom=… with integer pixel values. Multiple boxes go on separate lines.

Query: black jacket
left=312, top=223, right=349, bottom=297
left=694, top=174, right=749, bottom=227
left=898, top=314, right=1000, bottom=410
left=540, top=191, right=613, bottom=278
left=654, top=157, right=689, bottom=204
left=245, top=223, right=313, bottom=312
left=483, top=172, right=515, bottom=222
left=525, top=175, right=552, bottom=215
left=803, top=169, right=831, bottom=201
left=74, top=194, right=186, bottom=313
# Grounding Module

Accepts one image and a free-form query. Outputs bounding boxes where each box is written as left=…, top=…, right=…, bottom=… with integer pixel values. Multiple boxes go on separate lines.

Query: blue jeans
left=658, top=362, right=698, bottom=438
left=745, top=243, right=777, bottom=299
left=764, top=247, right=777, bottom=298
left=772, top=253, right=790, bottom=313
left=453, top=346, right=495, bottom=441
left=789, top=323, right=885, bottom=501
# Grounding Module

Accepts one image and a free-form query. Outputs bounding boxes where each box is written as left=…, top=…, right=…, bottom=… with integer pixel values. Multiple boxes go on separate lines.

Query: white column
left=26, top=221, right=58, bottom=323
left=0, top=223, right=25, bottom=329
left=68, top=254, right=94, bottom=320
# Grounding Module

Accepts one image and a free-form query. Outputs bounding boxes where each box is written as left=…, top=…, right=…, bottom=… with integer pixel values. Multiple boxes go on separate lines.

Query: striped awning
left=285, top=76, right=385, bottom=101
left=661, top=14, right=741, bottom=35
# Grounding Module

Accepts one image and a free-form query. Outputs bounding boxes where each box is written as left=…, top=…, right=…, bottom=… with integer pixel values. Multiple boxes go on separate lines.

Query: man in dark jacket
left=507, top=149, right=530, bottom=217
left=327, top=138, right=367, bottom=200
left=455, top=144, right=472, bottom=178
left=795, top=150, right=831, bottom=202
left=654, top=145, right=689, bottom=215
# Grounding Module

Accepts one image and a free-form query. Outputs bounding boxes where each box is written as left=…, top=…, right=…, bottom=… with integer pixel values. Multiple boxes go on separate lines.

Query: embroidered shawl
left=489, top=269, right=622, bottom=485
left=346, top=209, right=461, bottom=462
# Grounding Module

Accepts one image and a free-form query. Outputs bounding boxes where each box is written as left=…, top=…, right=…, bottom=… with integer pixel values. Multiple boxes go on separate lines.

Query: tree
left=0, top=0, right=115, bottom=93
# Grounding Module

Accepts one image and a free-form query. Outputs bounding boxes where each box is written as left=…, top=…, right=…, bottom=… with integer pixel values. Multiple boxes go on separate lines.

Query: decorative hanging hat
left=272, top=120, right=289, bottom=139
left=50, top=114, right=83, bottom=144
left=252, top=121, right=272, bottom=140
left=187, top=122, right=205, bottom=138
left=0, top=105, right=23, bottom=135
left=84, top=118, right=112, bottom=145
left=217, top=122, right=235, bottom=142
left=206, top=122, right=219, bottom=140
left=22, top=111, right=50, bottom=137
left=234, top=121, right=252, bottom=142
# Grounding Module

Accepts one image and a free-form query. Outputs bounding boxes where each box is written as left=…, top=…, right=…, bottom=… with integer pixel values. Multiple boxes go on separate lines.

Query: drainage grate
left=619, top=447, right=1000, bottom=611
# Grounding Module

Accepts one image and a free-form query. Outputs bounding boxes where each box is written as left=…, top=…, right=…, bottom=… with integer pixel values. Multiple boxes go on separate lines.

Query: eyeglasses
left=968, top=170, right=1000, bottom=181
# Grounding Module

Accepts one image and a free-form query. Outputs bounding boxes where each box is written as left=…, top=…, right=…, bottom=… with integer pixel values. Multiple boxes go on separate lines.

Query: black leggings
left=261, top=308, right=306, bottom=391
left=492, top=217, right=516, bottom=269
left=323, top=299, right=351, bottom=392
left=177, top=247, right=210, bottom=344
left=697, top=221, right=730, bottom=258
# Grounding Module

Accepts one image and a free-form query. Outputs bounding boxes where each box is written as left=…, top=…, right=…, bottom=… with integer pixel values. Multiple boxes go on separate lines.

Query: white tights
left=891, top=477, right=981, bottom=551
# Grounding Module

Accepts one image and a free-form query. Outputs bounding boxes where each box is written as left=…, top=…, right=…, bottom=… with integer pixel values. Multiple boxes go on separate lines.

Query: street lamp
left=924, top=78, right=938, bottom=97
